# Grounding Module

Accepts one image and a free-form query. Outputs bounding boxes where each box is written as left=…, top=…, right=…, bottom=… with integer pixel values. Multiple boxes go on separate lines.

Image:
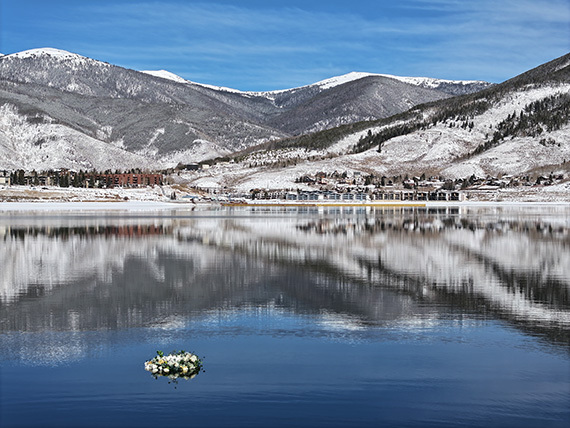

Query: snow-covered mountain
left=4, top=47, right=567, bottom=181
left=0, top=47, right=493, bottom=171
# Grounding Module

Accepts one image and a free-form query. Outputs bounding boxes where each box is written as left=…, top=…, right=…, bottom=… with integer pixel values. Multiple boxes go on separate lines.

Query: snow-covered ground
left=0, top=183, right=205, bottom=208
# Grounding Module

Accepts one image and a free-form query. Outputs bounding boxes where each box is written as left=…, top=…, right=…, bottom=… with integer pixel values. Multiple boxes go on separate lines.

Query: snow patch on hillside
left=388, top=75, right=487, bottom=88
left=192, top=81, right=249, bottom=94
left=141, top=70, right=189, bottom=84
left=314, top=72, right=377, bottom=90
left=148, top=128, right=165, bottom=147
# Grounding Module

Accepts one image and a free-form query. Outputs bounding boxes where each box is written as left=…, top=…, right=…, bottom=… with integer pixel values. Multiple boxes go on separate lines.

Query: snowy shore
left=1, top=182, right=569, bottom=211
left=0, top=200, right=189, bottom=212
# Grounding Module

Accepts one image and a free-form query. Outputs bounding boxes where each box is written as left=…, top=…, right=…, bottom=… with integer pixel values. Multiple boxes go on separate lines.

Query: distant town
left=1, top=166, right=566, bottom=203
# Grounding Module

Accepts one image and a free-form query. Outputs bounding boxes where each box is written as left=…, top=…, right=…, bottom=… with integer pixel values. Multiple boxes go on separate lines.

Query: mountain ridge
left=4, top=46, right=565, bottom=182
left=2, top=47, right=489, bottom=97
left=142, top=67, right=490, bottom=97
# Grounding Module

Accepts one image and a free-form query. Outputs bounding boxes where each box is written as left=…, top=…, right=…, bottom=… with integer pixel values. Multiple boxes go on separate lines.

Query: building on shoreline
left=218, top=188, right=464, bottom=202
left=281, top=189, right=463, bottom=202
left=4, top=169, right=164, bottom=188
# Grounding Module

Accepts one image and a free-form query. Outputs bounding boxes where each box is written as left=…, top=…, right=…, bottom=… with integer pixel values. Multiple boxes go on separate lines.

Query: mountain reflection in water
left=1, top=206, right=569, bottom=354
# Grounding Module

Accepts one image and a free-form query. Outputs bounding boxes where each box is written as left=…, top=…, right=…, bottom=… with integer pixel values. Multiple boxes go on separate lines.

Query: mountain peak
left=313, top=72, right=377, bottom=90
left=6, top=48, right=84, bottom=60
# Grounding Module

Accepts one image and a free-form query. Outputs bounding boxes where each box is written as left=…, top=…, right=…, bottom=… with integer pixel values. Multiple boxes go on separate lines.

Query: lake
left=0, top=205, right=569, bottom=427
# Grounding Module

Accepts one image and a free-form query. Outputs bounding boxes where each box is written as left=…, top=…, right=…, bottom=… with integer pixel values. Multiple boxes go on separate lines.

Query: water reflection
left=1, top=206, right=569, bottom=355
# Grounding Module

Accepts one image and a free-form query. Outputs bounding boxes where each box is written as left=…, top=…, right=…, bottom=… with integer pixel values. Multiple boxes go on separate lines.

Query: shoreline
left=1, top=199, right=569, bottom=212
left=0, top=200, right=188, bottom=212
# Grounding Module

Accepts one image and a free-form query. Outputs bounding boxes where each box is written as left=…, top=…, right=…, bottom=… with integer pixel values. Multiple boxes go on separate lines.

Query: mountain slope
left=264, top=75, right=456, bottom=135
left=360, top=52, right=570, bottom=178
left=0, top=103, right=153, bottom=171
left=190, top=52, right=570, bottom=190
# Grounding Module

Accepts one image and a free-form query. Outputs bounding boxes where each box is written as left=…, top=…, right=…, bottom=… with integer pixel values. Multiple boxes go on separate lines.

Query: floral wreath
left=145, top=350, right=203, bottom=381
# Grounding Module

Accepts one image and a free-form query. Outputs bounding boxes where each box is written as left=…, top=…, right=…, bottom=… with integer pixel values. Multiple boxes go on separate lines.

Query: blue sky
left=1, top=0, right=569, bottom=91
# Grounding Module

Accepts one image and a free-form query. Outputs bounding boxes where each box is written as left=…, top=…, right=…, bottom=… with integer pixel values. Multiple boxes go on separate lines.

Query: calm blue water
left=1, top=205, right=569, bottom=427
